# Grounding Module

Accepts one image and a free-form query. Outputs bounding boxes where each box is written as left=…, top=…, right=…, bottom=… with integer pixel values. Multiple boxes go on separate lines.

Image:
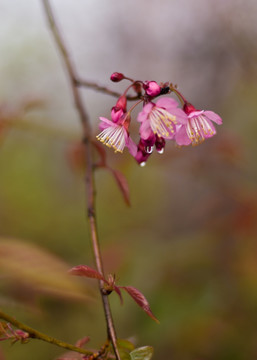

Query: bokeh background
left=0, top=0, right=257, bottom=359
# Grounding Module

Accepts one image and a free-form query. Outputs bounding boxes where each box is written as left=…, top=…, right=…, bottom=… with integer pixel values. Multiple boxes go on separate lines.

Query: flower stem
left=170, top=85, right=187, bottom=106
left=41, top=1, right=121, bottom=359
left=0, top=310, right=92, bottom=356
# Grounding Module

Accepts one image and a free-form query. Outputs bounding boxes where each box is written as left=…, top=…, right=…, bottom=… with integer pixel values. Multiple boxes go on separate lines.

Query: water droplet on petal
left=140, top=162, right=146, bottom=167
left=146, top=146, right=154, bottom=154
left=157, top=148, right=164, bottom=154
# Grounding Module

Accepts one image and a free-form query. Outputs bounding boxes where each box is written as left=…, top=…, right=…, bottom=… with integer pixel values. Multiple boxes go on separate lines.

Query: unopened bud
left=155, top=136, right=166, bottom=153
left=110, top=72, right=124, bottom=82
left=143, top=81, right=161, bottom=97
left=116, top=95, right=127, bottom=111
left=183, top=102, right=196, bottom=115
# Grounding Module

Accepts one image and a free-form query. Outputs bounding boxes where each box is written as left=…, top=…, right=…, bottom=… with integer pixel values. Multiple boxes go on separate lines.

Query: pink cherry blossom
left=96, top=115, right=137, bottom=155
left=175, top=103, right=223, bottom=146
left=137, top=97, right=187, bottom=141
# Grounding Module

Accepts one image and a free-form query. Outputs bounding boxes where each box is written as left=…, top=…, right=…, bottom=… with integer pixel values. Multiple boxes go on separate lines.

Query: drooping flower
left=155, top=136, right=166, bottom=154
left=175, top=102, right=223, bottom=146
left=96, top=113, right=137, bottom=155
left=137, top=97, right=187, bottom=141
left=110, top=95, right=127, bottom=123
left=133, top=135, right=166, bottom=166
left=134, top=139, right=152, bottom=167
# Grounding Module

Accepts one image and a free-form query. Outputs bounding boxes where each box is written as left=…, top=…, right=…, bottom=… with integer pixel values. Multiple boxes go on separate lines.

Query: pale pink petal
left=155, top=98, right=188, bottom=125
left=155, top=97, right=179, bottom=110
left=175, top=125, right=191, bottom=146
left=99, top=117, right=116, bottom=130
left=139, top=119, right=154, bottom=140
left=126, top=136, right=137, bottom=157
left=188, top=110, right=204, bottom=119
left=197, top=116, right=217, bottom=138
left=149, top=107, right=176, bottom=139
left=137, top=103, right=154, bottom=123
left=203, top=111, right=223, bottom=125
left=111, top=108, right=124, bottom=123
left=96, top=124, right=127, bottom=153
left=169, top=108, right=188, bottom=125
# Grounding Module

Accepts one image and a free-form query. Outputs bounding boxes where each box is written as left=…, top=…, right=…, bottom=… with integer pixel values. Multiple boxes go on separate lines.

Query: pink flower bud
left=183, top=102, right=196, bottom=115
left=110, top=72, right=124, bottom=82
left=116, top=95, right=127, bottom=111
left=155, top=136, right=165, bottom=154
left=143, top=81, right=161, bottom=97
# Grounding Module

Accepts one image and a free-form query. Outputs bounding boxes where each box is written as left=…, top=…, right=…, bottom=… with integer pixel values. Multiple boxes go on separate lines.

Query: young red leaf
left=113, top=285, right=124, bottom=304
left=75, top=336, right=90, bottom=348
left=121, top=286, right=159, bottom=323
left=108, top=168, right=130, bottom=206
left=69, top=265, right=107, bottom=283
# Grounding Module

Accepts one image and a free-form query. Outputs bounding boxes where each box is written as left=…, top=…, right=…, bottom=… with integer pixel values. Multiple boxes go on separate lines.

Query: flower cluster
left=96, top=74, right=222, bottom=166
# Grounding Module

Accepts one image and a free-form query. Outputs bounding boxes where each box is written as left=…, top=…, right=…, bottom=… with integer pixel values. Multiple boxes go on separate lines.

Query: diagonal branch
left=41, top=1, right=121, bottom=359
left=0, top=310, right=92, bottom=356
left=76, top=78, right=141, bottom=100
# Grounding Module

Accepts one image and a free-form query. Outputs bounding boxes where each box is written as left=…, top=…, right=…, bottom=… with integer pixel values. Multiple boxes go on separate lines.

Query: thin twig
left=0, top=310, right=92, bottom=356
left=41, top=1, right=121, bottom=359
left=76, top=78, right=141, bottom=100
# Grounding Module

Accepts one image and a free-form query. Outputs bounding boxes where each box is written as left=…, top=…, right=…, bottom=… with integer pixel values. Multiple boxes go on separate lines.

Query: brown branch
left=76, top=78, right=141, bottom=100
left=0, top=310, right=92, bottom=356
left=41, top=1, right=121, bottom=360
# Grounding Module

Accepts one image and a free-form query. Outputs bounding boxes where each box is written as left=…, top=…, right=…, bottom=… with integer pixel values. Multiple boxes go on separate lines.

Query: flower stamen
left=186, top=115, right=216, bottom=146
left=96, top=125, right=126, bottom=153
left=149, top=108, right=177, bottom=138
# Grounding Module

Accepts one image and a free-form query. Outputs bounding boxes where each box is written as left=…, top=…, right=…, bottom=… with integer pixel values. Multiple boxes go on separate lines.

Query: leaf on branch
left=129, top=346, right=154, bottom=360
left=113, top=285, right=124, bottom=304
left=108, top=168, right=130, bottom=206
left=117, top=339, right=135, bottom=352
left=0, top=322, right=29, bottom=344
left=69, top=265, right=107, bottom=283
left=121, top=286, right=159, bottom=323
left=110, top=338, right=135, bottom=360
left=75, top=336, right=90, bottom=348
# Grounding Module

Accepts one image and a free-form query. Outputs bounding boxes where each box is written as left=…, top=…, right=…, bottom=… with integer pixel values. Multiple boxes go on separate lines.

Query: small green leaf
left=117, top=338, right=135, bottom=352
left=116, top=338, right=135, bottom=360
left=130, top=346, right=154, bottom=360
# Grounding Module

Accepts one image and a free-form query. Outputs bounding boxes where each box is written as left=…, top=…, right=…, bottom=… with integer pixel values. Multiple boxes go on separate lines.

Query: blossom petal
left=155, top=97, right=179, bottom=110
left=139, top=119, right=154, bottom=140
left=175, top=125, right=191, bottom=146
left=137, top=103, right=154, bottom=123
left=149, top=107, right=176, bottom=139
left=99, top=117, right=116, bottom=130
left=204, top=111, right=223, bottom=125
left=156, top=98, right=188, bottom=124
left=188, top=110, right=204, bottom=119
left=111, top=108, right=124, bottom=123
left=198, top=116, right=217, bottom=138
left=169, top=108, right=188, bottom=125
left=96, top=124, right=127, bottom=153
left=126, top=136, right=137, bottom=157
left=186, top=115, right=216, bottom=145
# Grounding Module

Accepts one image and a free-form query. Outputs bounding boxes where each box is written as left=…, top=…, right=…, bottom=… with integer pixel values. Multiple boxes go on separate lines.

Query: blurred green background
left=0, top=0, right=257, bottom=359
